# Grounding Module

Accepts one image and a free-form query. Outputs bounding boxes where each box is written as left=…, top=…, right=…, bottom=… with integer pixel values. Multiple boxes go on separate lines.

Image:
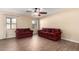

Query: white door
left=32, top=19, right=40, bottom=34
left=6, top=17, right=16, bottom=38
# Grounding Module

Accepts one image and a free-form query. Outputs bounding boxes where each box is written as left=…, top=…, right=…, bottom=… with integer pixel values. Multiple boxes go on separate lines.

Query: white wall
left=40, top=9, right=79, bottom=43
left=0, top=15, right=6, bottom=39
left=17, top=16, right=32, bottom=28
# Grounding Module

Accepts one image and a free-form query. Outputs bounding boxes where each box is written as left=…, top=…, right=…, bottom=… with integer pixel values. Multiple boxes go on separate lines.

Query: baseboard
left=62, top=37, right=79, bottom=43
left=6, top=37, right=15, bottom=39
left=0, top=38, right=6, bottom=40
left=0, top=37, right=15, bottom=40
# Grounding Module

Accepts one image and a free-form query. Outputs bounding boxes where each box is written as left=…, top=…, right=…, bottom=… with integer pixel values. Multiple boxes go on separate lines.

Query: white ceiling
left=0, top=8, right=64, bottom=18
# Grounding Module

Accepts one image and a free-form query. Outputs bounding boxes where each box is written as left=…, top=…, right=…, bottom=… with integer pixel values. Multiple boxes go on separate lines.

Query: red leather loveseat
left=38, top=28, right=61, bottom=41
left=16, top=28, right=33, bottom=39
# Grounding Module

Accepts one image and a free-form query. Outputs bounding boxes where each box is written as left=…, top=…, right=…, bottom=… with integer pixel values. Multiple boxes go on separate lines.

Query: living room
left=0, top=8, right=79, bottom=51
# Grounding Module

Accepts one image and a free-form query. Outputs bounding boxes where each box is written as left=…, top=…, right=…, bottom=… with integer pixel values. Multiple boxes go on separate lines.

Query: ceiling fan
left=26, top=8, right=47, bottom=16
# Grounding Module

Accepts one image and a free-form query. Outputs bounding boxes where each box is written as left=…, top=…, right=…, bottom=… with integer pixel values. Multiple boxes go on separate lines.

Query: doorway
left=32, top=18, right=40, bottom=34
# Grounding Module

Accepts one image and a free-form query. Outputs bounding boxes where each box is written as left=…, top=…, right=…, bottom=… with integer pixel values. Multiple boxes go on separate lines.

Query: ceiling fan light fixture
left=32, top=12, right=39, bottom=16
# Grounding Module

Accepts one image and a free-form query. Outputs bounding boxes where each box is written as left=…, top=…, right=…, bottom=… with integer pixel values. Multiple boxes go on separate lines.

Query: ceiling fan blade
left=39, top=12, right=47, bottom=14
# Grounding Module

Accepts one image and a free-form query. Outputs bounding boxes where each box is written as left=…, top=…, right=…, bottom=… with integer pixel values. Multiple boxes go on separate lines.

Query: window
left=6, top=17, right=16, bottom=29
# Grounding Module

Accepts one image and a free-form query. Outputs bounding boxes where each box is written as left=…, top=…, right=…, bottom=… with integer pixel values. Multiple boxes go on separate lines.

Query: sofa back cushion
left=51, top=29, right=61, bottom=34
left=42, top=28, right=48, bottom=32
left=42, top=28, right=53, bottom=32
left=16, top=28, right=30, bottom=33
left=42, top=28, right=61, bottom=33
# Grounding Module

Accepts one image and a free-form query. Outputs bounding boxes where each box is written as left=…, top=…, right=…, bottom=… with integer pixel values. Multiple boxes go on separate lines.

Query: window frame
left=6, top=17, right=16, bottom=29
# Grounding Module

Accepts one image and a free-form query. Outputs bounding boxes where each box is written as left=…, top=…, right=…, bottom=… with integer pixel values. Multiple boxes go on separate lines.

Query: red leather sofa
left=38, top=28, right=61, bottom=41
left=16, top=28, right=33, bottom=39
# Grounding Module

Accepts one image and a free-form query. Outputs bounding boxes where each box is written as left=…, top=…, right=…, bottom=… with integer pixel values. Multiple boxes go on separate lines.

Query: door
left=6, top=17, right=16, bottom=38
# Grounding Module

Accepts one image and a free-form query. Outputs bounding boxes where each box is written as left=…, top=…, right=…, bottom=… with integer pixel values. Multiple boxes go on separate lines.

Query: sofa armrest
left=15, top=31, right=19, bottom=33
left=29, top=30, right=33, bottom=33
